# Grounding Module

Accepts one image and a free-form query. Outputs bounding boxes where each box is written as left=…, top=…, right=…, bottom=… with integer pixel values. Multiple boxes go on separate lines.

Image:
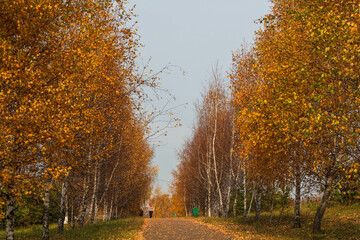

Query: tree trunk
left=243, top=169, right=247, bottom=218
left=255, top=188, right=261, bottom=220
left=294, top=170, right=301, bottom=228
left=225, top=179, right=232, bottom=218
left=58, top=180, right=68, bottom=233
left=70, top=197, right=76, bottom=229
left=213, top=167, right=224, bottom=216
left=280, top=188, right=286, bottom=217
left=207, top=181, right=211, bottom=217
left=103, top=198, right=108, bottom=222
left=270, top=188, right=274, bottom=223
left=119, top=207, right=124, bottom=218
left=226, top=114, right=235, bottom=218
left=313, top=176, right=333, bottom=233
left=246, top=187, right=255, bottom=218
left=64, top=193, right=69, bottom=225
left=184, top=191, right=188, bottom=217
left=233, top=186, right=239, bottom=217
left=97, top=139, right=123, bottom=208
left=93, top=166, right=101, bottom=223
left=211, top=80, right=226, bottom=217
left=42, top=178, right=53, bottom=240
left=88, top=162, right=98, bottom=223
left=206, top=140, right=212, bottom=218
left=108, top=195, right=113, bottom=220
left=94, top=197, right=98, bottom=223
left=6, top=189, right=15, bottom=240
left=212, top=119, right=225, bottom=216
left=71, top=198, right=75, bottom=229
left=78, top=175, right=89, bottom=227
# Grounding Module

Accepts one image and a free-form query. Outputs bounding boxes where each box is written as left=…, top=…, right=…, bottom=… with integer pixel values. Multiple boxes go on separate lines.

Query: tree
left=171, top=68, right=233, bottom=218
left=1, top=0, right=158, bottom=239
left=231, top=0, right=360, bottom=232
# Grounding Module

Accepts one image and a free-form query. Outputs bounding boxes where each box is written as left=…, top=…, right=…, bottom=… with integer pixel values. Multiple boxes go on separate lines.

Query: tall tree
left=231, top=0, right=360, bottom=232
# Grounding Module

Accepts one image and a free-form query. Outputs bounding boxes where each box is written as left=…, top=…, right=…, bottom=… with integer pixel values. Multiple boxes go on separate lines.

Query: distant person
left=148, top=204, right=154, bottom=218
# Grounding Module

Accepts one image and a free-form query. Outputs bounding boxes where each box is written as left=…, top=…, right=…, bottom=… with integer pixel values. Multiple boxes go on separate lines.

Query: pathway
left=142, top=218, right=235, bottom=240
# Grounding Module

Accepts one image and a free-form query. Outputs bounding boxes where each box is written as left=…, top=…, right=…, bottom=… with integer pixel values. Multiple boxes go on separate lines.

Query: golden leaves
left=230, top=0, right=360, bottom=189
left=0, top=0, right=154, bottom=224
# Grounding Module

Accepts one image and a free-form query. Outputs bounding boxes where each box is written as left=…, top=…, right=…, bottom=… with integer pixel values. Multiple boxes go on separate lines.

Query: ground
left=2, top=204, right=358, bottom=239
left=141, top=218, right=235, bottom=240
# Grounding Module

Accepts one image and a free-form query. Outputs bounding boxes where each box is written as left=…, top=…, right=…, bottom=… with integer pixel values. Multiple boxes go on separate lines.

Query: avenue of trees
left=0, top=1, right=160, bottom=239
left=171, top=0, right=360, bottom=233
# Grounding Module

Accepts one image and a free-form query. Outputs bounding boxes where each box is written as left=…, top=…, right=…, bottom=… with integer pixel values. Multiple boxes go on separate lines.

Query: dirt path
left=142, top=218, right=235, bottom=240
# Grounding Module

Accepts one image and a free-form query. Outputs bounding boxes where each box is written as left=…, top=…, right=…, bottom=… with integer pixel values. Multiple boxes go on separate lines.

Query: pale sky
left=131, top=0, right=272, bottom=192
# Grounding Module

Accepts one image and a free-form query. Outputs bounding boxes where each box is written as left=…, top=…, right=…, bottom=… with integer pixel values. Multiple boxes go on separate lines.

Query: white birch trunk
left=211, top=74, right=226, bottom=217
left=64, top=194, right=69, bottom=225
left=206, top=140, right=212, bottom=217
left=94, top=197, right=98, bottom=223
left=294, top=167, right=301, bottom=228
left=243, top=168, right=247, bottom=218
left=225, top=178, right=232, bottom=217
left=313, top=174, right=334, bottom=233
left=270, top=190, right=274, bottom=223
left=225, top=119, right=235, bottom=217
left=98, top=139, right=123, bottom=207
left=207, top=182, right=211, bottom=217
left=71, top=199, right=75, bottom=228
left=108, top=194, right=113, bottom=221
left=5, top=187, right=15, bottom=240
left=233, top=187, right=238, bottom=217
left=58, top=180, right=68, bottom=233
left=255, top=187, right=261, bottom=220
left=88, top=161, right=98, bottom=223
left=78, top=175, right=89, bottom=227
left=103, top=198, right=108, bottom=222
left=42, top=178, right=53, bottom=240
left=246, top=186, right=255, bottom=218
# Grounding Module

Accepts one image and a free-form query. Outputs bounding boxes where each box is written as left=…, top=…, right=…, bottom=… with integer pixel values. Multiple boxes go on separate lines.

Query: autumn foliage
left=171, top=70, right=235, bottom=218
left=0, top=0, right=158, bottom=239
left=172, top=0, right=360, bottom=235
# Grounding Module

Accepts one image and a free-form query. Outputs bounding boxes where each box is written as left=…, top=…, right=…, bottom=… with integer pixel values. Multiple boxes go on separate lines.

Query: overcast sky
left=131, top=0, right=272, bottom=192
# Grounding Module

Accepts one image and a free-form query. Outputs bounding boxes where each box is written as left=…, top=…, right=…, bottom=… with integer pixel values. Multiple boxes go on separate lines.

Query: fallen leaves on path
left=142, top=218, right=235, bottom=240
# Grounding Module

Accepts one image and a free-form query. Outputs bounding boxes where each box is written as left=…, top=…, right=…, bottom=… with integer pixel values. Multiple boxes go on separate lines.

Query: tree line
left=0, top=1, right=160, bottom=240
left=171, top=0, right=359, bottom=234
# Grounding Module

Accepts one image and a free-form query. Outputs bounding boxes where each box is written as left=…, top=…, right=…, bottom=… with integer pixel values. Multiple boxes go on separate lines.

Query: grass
left=0, top=217, right=144, bottom=240
left=195, top=203, right=360, bottom=239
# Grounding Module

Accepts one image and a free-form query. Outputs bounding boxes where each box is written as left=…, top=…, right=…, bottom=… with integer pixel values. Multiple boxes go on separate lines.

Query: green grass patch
left=196, top=203, right=360, bottom=239
left=0, top=217, right=144, bottom=240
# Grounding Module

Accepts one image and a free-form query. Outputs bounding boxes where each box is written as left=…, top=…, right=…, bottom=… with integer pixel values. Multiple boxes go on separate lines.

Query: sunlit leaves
left=230, top=0, right=360, bottom=232
left=0, top=0, right=156, bottom=231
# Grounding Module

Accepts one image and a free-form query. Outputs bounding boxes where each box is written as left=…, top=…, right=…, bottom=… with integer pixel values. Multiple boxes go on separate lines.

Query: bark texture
left=78, top=176, right=89, bottom=227
left=58, top=180, right=68, bottom=233
left=42, top=179, right=52, bottom=240
left=6, top=190, right=15, bottom=240
left=88, top=160, right=100, bottom=223
left=246, top=186, right=255, bottom=218
left=255, top=188, right=261, bottom=220
left=243, top=169, right=247, bottom=218
left=103, top=198, right=108, bottom=222
left=294, top=171, right=301, bottom=228
left=233, top=187, right=238, bottom=217
left=313, top=177, right=333, bottom=233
